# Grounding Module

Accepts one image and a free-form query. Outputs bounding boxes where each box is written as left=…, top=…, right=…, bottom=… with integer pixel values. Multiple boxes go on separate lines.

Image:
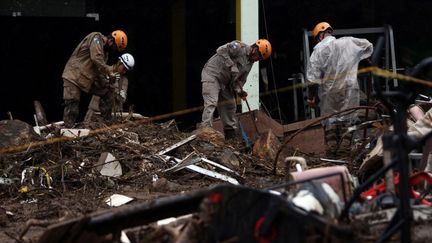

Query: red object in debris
left=361, top=172, right=432, bottom=206
left=208, top=192, right=223, bottom=203
left=254, top=216, right=277, bottom=243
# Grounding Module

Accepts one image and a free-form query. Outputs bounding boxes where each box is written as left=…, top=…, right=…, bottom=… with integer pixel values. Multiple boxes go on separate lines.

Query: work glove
left=118, top=90, right=127, bottom=103
left=109, top=72, right=121, bottom=83
left=104, top=78, right=118, bottom=90
left=238, top=90, right=248, bottom=100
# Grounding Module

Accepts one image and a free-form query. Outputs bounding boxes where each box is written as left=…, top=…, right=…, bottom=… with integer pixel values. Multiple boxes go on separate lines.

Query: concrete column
left=236, top=0, right=259, bottom=111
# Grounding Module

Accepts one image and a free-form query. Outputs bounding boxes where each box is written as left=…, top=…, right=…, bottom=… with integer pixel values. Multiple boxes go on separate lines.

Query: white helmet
left=119, top=53, right=135, bottom=70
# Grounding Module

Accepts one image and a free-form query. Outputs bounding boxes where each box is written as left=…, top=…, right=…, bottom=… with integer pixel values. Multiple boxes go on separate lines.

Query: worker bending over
left=199, top=39, right=272, bottom=139
left=62, top=30, right=128, bottom=127
left=84, top=53, right=135, bottom=122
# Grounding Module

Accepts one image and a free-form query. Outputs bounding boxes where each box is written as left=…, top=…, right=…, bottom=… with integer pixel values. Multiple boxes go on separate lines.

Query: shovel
left=236, top=80, right=260, bottom=139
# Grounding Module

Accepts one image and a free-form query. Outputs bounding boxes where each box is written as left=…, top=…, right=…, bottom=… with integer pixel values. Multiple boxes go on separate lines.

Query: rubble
left=105, top=194, right=134, bottom=207
left=1, top=98, right=432, bottom=242
left=98, top=152, right=123, bottom=177
left=0, top=120, right=43, bottom=148
left=0, top=117, right=286, bottom=242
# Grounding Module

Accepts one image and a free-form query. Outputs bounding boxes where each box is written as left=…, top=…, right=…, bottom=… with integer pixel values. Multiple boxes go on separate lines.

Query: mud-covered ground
left=1, top=117, right=430, bottom=243
left=0, top=118, right=298, bottom=242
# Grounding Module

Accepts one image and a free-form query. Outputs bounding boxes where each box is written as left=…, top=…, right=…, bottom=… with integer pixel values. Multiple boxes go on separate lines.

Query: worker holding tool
left=198, top=39, right=272, bottom=140
left=62, top=30, right=128, bottom=128
left=84, top=53, right=135, bottom=122
left=306, top=22, right=373, bottom=157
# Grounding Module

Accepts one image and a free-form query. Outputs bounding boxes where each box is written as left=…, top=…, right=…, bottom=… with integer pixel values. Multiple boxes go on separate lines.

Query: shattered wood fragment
left=252, top=129, right=281, bottom=161
left=193, top=127, right=225, bottom=146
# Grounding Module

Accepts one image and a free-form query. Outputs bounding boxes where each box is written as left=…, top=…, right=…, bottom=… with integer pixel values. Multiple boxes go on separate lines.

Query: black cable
left=260, top=0, right=283, bottom=124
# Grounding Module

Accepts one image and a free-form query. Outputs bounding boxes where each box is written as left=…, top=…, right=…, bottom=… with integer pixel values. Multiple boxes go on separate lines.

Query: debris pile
left=0, top=107, right=431, bottom=242
left=0, top=117, right=289, bottom=242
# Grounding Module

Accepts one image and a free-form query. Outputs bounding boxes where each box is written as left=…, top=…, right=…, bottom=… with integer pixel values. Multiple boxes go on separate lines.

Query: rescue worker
left=306, top=22, right=373, bottom=157
left=62, top=30, right=128, bottom=128
left=84, top=53, right=135, bottom=122
left=199, top=39, right=272, bottom=139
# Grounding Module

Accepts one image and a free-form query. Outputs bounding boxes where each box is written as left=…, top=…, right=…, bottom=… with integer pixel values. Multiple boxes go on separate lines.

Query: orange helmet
left=255, top=39, right=272, bottom=60
left=111, top=30, right=128, bottom=51
left=312, top=22, right=333, bottom=39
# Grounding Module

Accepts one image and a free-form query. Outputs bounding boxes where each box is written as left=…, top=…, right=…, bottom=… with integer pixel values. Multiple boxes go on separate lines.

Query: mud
left=0, top=118, right=291, bottom=242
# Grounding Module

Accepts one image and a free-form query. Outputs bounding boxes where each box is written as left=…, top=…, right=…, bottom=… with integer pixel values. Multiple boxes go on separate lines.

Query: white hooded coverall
left=307, top=36, right=373, bottom=125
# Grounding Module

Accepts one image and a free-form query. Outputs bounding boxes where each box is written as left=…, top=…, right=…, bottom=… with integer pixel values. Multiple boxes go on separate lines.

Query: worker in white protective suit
left=306, top=22, right=373, bottom=157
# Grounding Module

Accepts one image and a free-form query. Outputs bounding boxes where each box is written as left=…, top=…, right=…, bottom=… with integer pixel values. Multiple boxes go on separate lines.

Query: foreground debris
left=0, top=111, right=431, bottom=242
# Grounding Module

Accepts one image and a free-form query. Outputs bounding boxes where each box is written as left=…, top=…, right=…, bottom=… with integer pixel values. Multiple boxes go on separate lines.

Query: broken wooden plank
left=252, top=129, right=281, bottom=161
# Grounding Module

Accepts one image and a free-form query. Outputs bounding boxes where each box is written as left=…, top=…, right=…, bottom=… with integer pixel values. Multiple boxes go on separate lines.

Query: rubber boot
left=99, top=93, right=114, bottom=123
left=324, top=124, right=338, bottom=157
left=63, top=100, right=79, bottom=128
left=224, top=128, right=236, bottom=141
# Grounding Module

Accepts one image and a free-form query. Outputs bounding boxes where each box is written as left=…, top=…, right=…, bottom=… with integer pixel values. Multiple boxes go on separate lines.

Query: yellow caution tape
left=1, top=66, right=431, bottom=155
